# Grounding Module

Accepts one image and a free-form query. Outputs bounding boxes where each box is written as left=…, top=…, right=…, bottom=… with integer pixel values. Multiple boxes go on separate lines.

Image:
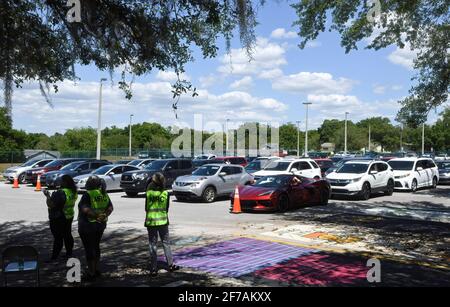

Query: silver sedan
left=172, top=164, right=254, bottom=202
left=74, top=164, right=140, bottom=191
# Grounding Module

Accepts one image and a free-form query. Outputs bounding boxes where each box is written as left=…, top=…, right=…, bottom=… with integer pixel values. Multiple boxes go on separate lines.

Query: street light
left=129, top=114, right=134, bottom=157
left=296, top=121, right=301, bottom=158
left=303, top=102, right=312, bottom=157
left=422, top=122, right=425, bottom=155
left=344, top=112, right=349, bottom=155
left=96, top=78, right=107, bottom=160
left=368, top=124, right=371, bottom=152
left=226, top=119, right=230, bottom=155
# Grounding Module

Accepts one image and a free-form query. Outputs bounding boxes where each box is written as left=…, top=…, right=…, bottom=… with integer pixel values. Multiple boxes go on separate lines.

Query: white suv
left=326, top=160, right=395, bottom=200
left=387, top=158, right=439, bottom=192
left=252, top=158, right=322, bottom=180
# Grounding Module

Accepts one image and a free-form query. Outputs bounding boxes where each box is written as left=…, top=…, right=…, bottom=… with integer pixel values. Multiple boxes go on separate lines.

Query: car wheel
left=125, top=192, right=138, bottom=197
left=411, top=179, right=418, bottom=192
left=384, top=180, right=394, bottom=196
left=359, top=183, right=371, bottom=200
left=431, top=177, right=438, bottom=189
left=18, top=173, right=26, bottom=184
left=202, top=186, right=216, bottom=203
left=319, top=189, right=329, bottom=206
left=278, top=194, right=289, bottom=212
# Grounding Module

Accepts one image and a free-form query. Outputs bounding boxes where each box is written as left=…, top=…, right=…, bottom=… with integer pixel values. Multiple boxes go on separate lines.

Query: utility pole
left=226, top=119, right=230, bottom=155
left=368, top=124, right=371, bottom=152
left=400, top=123, right=403, bottom=151
left=344, top=112, right=349, bottom=155
left=422, top=122, right=425, bottom=155
left=129, top=114, right=134, bottom=157
left=296, top=121, right=301, bottom=158
left=96, top=78, right=107, bottom=160
left=303, top=102, right=312, bottom=157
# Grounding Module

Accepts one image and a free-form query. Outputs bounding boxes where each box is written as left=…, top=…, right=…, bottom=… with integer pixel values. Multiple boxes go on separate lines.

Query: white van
left=253, top=158, right=322, bottom=180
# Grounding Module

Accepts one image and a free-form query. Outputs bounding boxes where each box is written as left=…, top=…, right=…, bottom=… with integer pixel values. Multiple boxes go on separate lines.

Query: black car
left=42, top=160, right=110, bottom=188
left=192, top=159, right=226, bottom=168
left=436, top=160, right=450, bottom=184
left=120, top=158, right=194, bottom=197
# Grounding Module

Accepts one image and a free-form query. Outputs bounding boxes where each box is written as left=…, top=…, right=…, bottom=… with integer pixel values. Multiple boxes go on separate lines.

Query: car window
left=289, top=162, right=300, bottom=171
left=221, top=166, right=234, bottom=175
left=311, top=161, right=320, bottom=169
left=299, top=162, right=312, bottom=170
left=415, top=160, right=424, bottom=170
left=166, top=160, right=179, bottom=170
left=180, top=160, right=192, bottom=169
left=110, top=166, right=124, bottom=175
left=90, top=162, right=105, bottom=169
left=123, top=166, right=137, bottom=172
left=37, top=160, right=52, bottom=167
left=378, top=163, right=388, bottom=172
left=77, top=163, right=90, bottom=171
left=369, top=163, right=378, bottom=172
left=141, top=160, right=153, bottom=167
left=426, top=159, right=436, bottom=169
left=231, top=166, right=243, bottom=174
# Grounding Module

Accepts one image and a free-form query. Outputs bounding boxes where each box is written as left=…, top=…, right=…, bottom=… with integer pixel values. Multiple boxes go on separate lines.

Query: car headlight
left=351, top=177, right=362, bottom=182
left=397, top=173, right=411, bottom=179
left=133, top=173, right=148, bottom=180
left=258, top=190, right=274, bottom=197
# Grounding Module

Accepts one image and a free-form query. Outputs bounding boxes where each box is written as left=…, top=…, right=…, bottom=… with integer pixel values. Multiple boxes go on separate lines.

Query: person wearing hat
left=43, top=174, right=78, bottom=262
left=77, top=176, right=113, bottom=281
left=145, top=172, right=179, bottom=277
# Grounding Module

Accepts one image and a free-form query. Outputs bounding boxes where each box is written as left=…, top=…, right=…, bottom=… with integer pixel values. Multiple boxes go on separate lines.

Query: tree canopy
left=292, top=0, right=449, bottom=126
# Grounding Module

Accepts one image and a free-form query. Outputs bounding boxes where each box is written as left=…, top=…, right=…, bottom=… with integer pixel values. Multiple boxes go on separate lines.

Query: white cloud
left=229, top=76, right=253, bottom=90
left=218, top=37, right=287, bottom=76
left=12, top=80, right=287, bottom=134
left=155, top=70, right=190, bottom=82
left=270, top=28, right=297, bottom=40
left=388, top=43, right=417, bottom=70
left=272, top=72, right=355, bottom=95
left=258, top=68, right=283, bottom=80
left=373, top=84, right=386, bottom=95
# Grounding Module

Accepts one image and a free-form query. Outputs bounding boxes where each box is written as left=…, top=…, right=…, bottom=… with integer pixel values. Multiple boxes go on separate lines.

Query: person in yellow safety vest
left=77, top=176, right=113, bottom=282
left=145, top=172, right=180, bottom=277
left=43, top=175, right=78, bottom=263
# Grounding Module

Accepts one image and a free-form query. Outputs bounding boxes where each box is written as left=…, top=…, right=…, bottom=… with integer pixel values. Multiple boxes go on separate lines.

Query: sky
left=10, top=1, right=446, bottom=135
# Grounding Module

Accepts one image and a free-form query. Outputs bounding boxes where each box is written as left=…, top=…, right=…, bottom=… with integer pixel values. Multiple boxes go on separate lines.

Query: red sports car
left=231, top=174, right=331, bottom=212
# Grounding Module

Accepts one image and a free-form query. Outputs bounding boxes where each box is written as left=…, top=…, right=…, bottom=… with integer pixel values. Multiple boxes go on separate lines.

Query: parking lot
left=1, top=180, right=449, bottom=286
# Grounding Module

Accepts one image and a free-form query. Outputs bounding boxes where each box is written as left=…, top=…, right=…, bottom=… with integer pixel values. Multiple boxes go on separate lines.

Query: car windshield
left=254, top=176, right=291, bottom=188
left=437, top=162, right=450, bottom=170
left=336, top=163, right=369, bottom=174
left=61, top=162, right=84, bottom=171
left=387, top=161, right=414, bottom=171
left=194, top=155, right=210, bottom=160
left=128, top=160, right=142, bottom=166
left=245, top=161, right=263, bottom=171
left=93, top=165, right=114, bottom=175
left=44, top=160, right=65, bottom=167
left=21, top=160, right=39, bottom=167
left=145, top=160, right=168, bottom=171
left=192, top=165, right=220, bottom=176
left=263, top=161, right=291, bottom=171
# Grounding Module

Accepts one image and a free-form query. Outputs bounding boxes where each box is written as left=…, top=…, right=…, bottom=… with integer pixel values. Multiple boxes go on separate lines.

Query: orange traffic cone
left=12, top=175, right=20, bottom=189
left=231, top=186, right=242, bottom=214
left=35, top=175, right=42, bottom=192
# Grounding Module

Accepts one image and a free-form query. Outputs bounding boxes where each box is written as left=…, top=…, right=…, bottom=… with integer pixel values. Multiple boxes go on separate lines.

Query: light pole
left=368, top=124, right=371, bottom=152
left=296, top=121, right=301, bottom=158
left=400, top=123, right=403, bottom=151
left=422, top=122, right=425, bottom=155
left=226, top=119, right=230, bottom=155
left=344, top=112, right=349, bottom=155
left=96, top=78, right=107, bottom=160
left=303, top=102, right=312, bottom=157
left=129, top=114, right=134, bottom=157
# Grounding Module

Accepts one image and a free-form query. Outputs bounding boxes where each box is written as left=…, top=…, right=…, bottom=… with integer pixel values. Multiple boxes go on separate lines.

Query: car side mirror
left=416, top=167, right=423, bottom=171
left=291, top=168, right=298, bottom=173
left=109, top=172, right=115, bottom=175
left=165, top=166, right=173, bottom=171
left=219, top=172, right=227, bottom=177
left=370, top=170, right=378, bottom=175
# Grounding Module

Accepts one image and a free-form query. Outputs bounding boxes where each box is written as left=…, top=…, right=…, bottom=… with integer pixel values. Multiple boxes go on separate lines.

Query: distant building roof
left=24, top=150, right=60, bottom=160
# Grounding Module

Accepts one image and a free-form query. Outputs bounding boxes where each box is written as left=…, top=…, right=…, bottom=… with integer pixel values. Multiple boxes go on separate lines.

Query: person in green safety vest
left=145, top=172, right=180, bottom=277
left=77, top=176, right=113, bottom=282
left=43, top=174, right=78, bottom=262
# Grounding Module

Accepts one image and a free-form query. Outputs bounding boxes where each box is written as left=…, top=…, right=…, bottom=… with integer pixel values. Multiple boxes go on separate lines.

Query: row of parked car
left=3, top=154, right=449, bottom=212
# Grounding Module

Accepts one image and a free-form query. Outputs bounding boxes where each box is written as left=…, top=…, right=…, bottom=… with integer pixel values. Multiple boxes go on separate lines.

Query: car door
left=288, top=177, right=307, bottom=207
left=164, top=160, right=180, bottom=187
left=368, top=163, right=381, bottom=188
left=219, top=166, right=235, bottom=192
left=228, top=166, right=244, bottom=192
left=76, top=162, right=91, bottom=176
left=376, top=162, right=389, bottom=187
left=298, top=162, right=313, bottom=178
left=105, top=166, right=125, bottom=190
left=415, top=160, right=428, bottom=187
left=424, top=159, right=435, bottom=185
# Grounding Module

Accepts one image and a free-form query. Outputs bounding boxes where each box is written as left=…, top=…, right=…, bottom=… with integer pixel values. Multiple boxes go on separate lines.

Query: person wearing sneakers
left=145, top=172, right=179, bottom=277
left=43, top=175, right=78, bottom=262
left=77, top=176, right=113, bottom=281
